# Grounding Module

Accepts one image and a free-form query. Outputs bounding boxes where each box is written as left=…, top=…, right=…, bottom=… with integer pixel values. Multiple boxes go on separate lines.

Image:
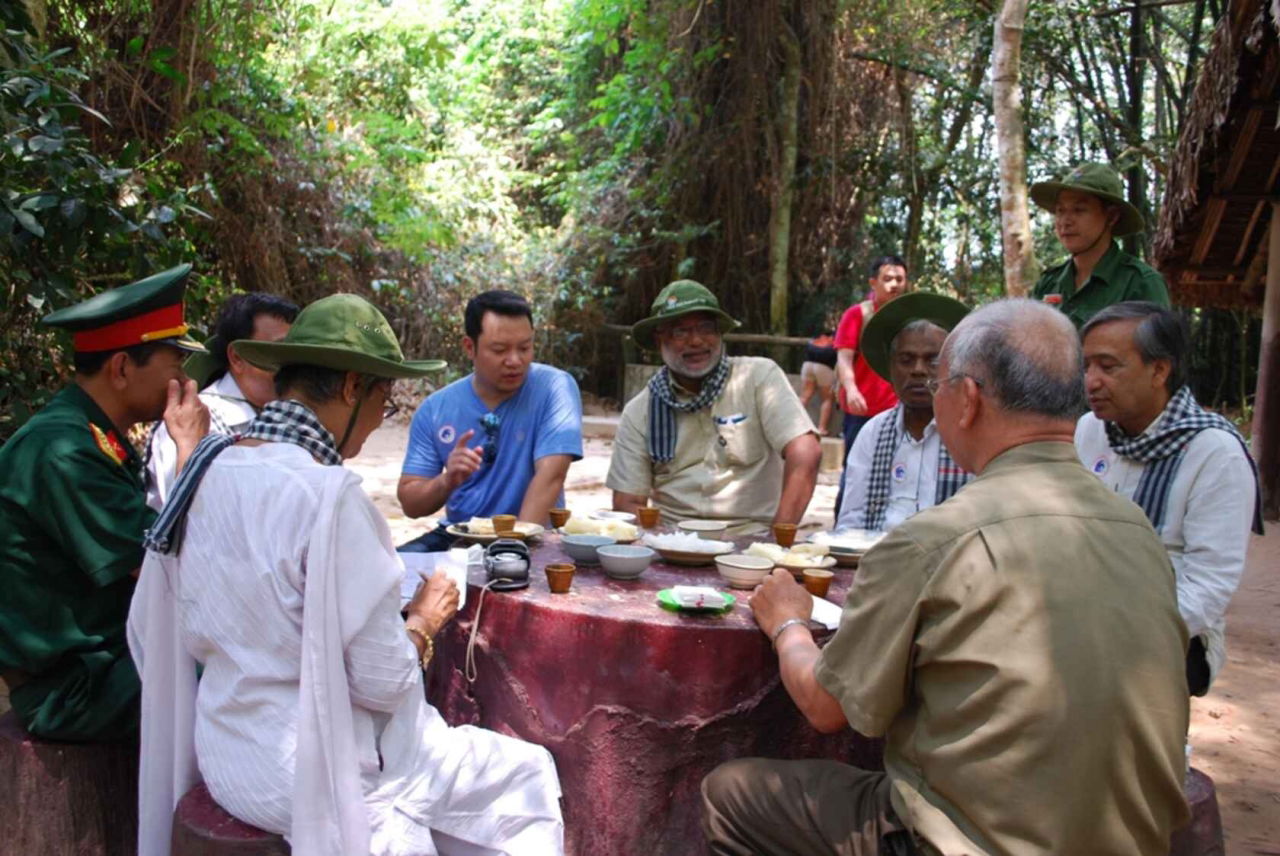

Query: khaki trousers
left=701, top=758, right=914, bottom=856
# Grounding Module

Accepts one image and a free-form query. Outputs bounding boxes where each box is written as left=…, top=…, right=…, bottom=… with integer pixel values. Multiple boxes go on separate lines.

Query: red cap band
left=72, top=304, right=186, bottom=352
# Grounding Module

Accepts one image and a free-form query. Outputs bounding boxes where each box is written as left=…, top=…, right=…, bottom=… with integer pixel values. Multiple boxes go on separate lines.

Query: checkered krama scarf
left=144, top=400, right=344, bottom=555
left=1106, top=385, right=1263, bottom=535
left=861, top=405, right=971, bottom=531
left=646, top=357, right=732, bottom=463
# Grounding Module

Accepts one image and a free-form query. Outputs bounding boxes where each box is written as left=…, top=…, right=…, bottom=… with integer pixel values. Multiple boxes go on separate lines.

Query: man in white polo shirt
left=836, top=292, right=971, bottom=532
left=1076, top=301, right=1263, bottom=695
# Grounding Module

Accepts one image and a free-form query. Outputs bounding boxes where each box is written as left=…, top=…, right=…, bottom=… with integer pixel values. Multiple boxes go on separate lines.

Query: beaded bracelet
left=404, top=624, right=435, bottom=671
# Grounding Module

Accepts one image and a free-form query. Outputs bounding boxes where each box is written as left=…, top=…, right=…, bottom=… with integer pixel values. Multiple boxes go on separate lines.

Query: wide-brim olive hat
left=182, top=332, right=220, bottom=389
left=861, top=292, right=970, bottom=381
left=631, top=279, right=740, bottom=350
left=1029, top=162, right=1145, bottom=237
left=233, top=293, right=445, bottom=379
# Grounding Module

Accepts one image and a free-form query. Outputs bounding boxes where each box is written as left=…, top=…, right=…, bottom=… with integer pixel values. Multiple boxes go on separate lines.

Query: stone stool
left=172, top=783, right=289, bottom=855
left=0, top=709, right=138, bottom=855
left=1169, top=767, right=1225, bottom=856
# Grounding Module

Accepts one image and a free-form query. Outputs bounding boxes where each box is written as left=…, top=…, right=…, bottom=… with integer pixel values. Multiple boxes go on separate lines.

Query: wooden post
left=1251, top=204, right=1280, bottom=520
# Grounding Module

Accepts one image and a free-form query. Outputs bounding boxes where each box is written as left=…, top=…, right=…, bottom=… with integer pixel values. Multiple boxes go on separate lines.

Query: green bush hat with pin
left=41, top=263, right=206, bottom=354
left=631, top=279, right=741, bottom=351
left=860, top=291, right=970, bottom=382
left=1029, top=162, right=1146, bottom=238
left=232, top=293, right=446, bottom=378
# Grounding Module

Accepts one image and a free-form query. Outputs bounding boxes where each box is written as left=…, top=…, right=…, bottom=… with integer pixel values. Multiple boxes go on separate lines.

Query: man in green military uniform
left=0, top=265, right=209, bottom=741
left=1030, top=162, right=1170, bottom=327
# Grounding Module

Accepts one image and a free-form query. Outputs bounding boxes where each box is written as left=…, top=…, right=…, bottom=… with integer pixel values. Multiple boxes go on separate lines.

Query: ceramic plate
left=775, top=555, right=838, bottom=574
left=446, top=522, right=545, bottom=544
left=654, top=546, right=734, bottom=566
left=657, top=588, right=736, bottom=614
left=556, top=526, right=637, bottom=544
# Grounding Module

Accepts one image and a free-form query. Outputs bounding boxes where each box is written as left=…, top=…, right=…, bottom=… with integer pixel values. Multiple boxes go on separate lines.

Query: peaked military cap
left=41, top=263, right=205, bottom=353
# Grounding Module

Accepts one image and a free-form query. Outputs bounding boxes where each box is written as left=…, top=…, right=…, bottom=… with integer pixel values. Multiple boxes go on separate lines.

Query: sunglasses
left=480, top=412, right=501, bottom=464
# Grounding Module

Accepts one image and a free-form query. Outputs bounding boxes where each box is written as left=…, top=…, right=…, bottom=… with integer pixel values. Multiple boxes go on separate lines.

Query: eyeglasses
left=924, top=374, right=984, bottom=396
left=480, top=412, right=501, bottom=464
left=376, top=381, right=399, bottom=420
left=660, top=319, right=719, bottom=343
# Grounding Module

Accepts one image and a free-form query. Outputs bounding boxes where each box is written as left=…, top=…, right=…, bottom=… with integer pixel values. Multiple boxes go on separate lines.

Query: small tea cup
left=545, top=562, right=575, bottom=594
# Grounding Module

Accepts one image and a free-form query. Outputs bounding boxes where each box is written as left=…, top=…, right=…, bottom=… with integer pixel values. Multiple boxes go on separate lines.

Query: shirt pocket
left=713, top=417, right=766, bottom=468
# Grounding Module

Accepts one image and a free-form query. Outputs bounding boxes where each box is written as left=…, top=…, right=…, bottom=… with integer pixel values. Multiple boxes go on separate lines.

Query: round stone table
left=424, top=534, right=884, bottom=856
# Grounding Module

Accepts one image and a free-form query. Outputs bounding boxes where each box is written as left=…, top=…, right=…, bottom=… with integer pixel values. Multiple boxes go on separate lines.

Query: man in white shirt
left=836, top=292, right=971, bottom=532
left=1076, top=301, right=1264, bottom=695
left=145, top=293, right=297, bottom=508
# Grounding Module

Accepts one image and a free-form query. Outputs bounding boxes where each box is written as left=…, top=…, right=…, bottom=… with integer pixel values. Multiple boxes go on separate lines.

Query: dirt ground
left=354, top=421, right=1280, bottom=854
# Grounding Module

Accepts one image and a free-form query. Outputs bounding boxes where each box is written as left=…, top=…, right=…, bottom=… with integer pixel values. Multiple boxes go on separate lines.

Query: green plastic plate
left=657, top=588, right=736, bottom=614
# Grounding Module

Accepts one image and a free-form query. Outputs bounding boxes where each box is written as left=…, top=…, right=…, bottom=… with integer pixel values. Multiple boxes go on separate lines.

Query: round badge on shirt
left=439, top=424, right=456, bottom=445
left=892, top=462, right=907, bottom=482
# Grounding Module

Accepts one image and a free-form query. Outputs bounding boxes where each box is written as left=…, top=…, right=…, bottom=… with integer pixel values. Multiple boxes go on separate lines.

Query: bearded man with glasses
left=607, top=280, right=821, bottom=531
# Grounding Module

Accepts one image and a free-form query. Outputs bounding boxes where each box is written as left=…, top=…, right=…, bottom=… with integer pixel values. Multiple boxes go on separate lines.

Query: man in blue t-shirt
left=398, top=290, right=584, bottom=551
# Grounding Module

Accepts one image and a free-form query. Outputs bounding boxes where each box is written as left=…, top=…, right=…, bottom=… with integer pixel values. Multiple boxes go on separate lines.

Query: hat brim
left=182, top=344, right=220, bottom=389
left=862, top=293, right=970, bottom=382
left=632, top=308, right=741, bottom=351
left=1029, top=181, right=1145, bottom=237
left=232, top=340, right=446, bottom=379
left=161, top=333, right=207, bottom=354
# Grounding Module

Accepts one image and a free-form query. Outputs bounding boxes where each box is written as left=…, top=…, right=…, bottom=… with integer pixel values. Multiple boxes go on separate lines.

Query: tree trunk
left=992, top=0, right=1037, bottom=297
left=768, top=16, right=802, bottom=349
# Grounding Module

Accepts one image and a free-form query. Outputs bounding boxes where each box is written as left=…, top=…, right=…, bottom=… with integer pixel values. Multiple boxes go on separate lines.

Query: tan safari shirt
left=607, top=357, right=815, bottom=526
left=816, top=442, right=1189, bottom=856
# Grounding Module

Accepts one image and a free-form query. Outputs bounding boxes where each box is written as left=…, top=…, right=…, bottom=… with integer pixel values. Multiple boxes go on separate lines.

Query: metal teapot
left=483, top=538, right=531, bottom=591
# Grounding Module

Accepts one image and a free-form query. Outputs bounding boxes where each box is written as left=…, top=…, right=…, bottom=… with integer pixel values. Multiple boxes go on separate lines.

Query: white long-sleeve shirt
left=1075, top=412, right=1254, bottom=683
left=837, top=407, right=946, bottom=532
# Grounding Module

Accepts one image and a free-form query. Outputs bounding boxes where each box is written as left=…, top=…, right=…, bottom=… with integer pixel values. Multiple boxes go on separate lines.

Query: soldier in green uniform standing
left=0, top=265, right=209, bottom=741
left=1030, top=162, right=1170, bottom=328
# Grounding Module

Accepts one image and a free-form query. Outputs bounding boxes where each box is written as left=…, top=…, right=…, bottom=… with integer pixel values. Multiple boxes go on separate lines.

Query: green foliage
left=0, top=22, right=206, bottom=437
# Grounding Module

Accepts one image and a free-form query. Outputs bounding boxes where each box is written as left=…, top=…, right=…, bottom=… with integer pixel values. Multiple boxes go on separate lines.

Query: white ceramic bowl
left=677, top=519, right=729, bottom=540
left=590, top=510, right=638, bottom=523
left=597, top=544, right=655, bottom=580
left=561, top=534, right=616, bottom=565
left=715, top=553, right=775, bottom=589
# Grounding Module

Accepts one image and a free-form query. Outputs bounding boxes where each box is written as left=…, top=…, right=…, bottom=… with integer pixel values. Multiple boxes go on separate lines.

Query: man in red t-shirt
left=833, top=255, right=909, bottom=521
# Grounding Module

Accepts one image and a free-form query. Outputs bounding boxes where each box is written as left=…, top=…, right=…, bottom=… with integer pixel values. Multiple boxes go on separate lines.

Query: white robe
left=128, top=443, right=563, bottom=856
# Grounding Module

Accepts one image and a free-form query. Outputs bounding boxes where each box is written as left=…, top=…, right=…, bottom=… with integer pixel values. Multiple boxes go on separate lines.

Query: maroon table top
left=426, top=532, right=879, bottom=856
left=463, top=532, right=852, bottom=629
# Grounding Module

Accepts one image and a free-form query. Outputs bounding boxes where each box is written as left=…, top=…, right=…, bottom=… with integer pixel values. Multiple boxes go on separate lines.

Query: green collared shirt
left=0, top=384, right=152, bottom=739
left=1032, top=241, right=1170, bottom=328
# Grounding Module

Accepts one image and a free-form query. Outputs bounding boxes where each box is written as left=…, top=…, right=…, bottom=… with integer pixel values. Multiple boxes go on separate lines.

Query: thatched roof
left=1154, top=0, right=1280, bottom=310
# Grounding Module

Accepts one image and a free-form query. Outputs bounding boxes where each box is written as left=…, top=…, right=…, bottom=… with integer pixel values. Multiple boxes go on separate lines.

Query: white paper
left=397, top=549, right=469, bottom=610
left=809, top=595, right=842, bottom=630
left=671, top=585, right=726, bottom=608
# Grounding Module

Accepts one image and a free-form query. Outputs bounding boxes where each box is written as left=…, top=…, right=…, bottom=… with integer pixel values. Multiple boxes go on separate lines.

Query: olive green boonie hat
left=861, top=292, right=970, bottom=382
left=631, top=279, right=741, bottom=350
left=232, top=293, right=445, bottom=379
left=1029, top=162, right=1145, bottom=238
